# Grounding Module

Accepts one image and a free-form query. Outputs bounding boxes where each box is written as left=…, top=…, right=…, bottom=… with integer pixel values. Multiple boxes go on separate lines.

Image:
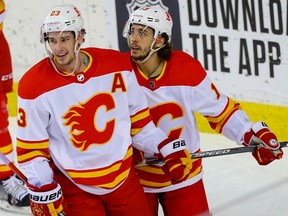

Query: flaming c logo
left=62, top=93, right=116, bottom=151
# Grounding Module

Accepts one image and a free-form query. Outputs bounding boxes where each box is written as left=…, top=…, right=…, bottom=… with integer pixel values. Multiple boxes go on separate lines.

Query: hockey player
left=123, top=6, right=284, bottom=216
left=16, top=4, right=193, bottom=216
left=0, top=0, right=30, bottom=207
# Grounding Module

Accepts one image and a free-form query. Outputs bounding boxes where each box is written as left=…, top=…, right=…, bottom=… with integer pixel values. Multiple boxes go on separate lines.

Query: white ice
left=2, top=117, right=288, bottom=216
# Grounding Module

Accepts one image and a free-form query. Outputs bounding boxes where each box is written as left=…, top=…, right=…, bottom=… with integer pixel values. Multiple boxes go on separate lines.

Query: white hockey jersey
left=16, top=48, right=167, bottom=195
left=128, top=51, right=253, bottom=193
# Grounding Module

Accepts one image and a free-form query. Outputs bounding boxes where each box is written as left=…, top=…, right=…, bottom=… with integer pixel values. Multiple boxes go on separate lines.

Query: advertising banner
left=106, top=0, right=288, bottom=106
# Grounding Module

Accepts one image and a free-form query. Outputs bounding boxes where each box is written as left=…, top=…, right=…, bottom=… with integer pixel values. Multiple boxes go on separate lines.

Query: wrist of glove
left=158, top=138, right=192, bottom=184
left=27, top=180, right=68, bottom=216
left=243, top=121, right=283, bottom=165
left=132, top=148, right=145, bottom=166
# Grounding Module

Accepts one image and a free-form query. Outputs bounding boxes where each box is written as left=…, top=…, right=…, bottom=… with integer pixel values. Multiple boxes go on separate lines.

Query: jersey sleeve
left=127, top=71, right=167, bottom=154
left=16, top=86, right=55, bottom=185
left=17, top=93, right=51, bottom=164
left=190, top=67, right=253, bottom=144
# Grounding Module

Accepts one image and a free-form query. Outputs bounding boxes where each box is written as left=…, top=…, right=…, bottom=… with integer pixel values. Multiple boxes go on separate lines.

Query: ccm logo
left=173, top=140, right=186, bottom=149
left=30, top=188, right=62, bottom=202
left=1, top=73, right=13, bottom=81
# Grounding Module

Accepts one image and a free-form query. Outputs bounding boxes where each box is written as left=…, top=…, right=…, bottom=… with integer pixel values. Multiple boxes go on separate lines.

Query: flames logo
left=62, top=93, right=116, bottom=151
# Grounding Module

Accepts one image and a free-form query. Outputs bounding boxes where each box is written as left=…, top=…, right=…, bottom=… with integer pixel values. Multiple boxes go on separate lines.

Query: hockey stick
left=0, top=151, right=28, bottom=184
left=140, top=141, right=288, bottom=166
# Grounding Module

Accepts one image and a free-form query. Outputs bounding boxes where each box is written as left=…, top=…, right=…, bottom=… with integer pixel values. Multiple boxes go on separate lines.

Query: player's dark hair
left=157, top=33, right=173, bottom=60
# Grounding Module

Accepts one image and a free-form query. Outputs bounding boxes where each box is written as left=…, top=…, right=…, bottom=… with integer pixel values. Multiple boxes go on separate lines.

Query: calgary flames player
left=0, top=0, right=30, bottom=208
left=16, top=4, right=193, bottom=216
left=123, top=6, right=284, bottom=216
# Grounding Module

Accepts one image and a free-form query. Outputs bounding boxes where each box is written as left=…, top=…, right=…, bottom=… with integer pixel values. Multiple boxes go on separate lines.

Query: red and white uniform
left=17, top=48, right=167, bottom=195
left=0, top=0, right=12, bottom=94
left=129, top=51, right=253, bottom=193
left=0, top=0, right=14, bottom=180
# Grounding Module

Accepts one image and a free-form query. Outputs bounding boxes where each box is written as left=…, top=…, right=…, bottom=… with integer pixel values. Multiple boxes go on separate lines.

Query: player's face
left=47, top=31, right=77, bottom=71
left=128, top=24, right=155, bottom=61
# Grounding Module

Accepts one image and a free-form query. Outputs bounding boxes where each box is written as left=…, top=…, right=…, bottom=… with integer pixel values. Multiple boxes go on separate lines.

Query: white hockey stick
left=140, top=141, right=288, bottom=166
left=0, top=151, right=28, bottom=184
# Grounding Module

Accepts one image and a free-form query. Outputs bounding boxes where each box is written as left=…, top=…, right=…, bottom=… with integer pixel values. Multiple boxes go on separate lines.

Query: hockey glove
left=243, top=121, right=283, bottom=165
left=132, top=148, right=145, bottom=165
left=158, top=138, right=192, bottom=184
left=27, top=180, right=69, bottom=216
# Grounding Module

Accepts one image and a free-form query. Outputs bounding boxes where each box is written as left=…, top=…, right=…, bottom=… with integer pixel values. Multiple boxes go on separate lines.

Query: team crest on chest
left=62, top=94, right=116, bottom=151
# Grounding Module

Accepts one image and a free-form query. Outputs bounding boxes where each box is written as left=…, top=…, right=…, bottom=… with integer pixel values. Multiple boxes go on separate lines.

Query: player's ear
left=77, top=29, right=86, bottom=44
left=155, top=36, right=165, bottom=47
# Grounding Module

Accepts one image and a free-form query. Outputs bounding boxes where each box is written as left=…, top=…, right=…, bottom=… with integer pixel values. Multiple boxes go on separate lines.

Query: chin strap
left=129, top=37, right=166, bottom=64
left=45, top=40, right=81, bottom=77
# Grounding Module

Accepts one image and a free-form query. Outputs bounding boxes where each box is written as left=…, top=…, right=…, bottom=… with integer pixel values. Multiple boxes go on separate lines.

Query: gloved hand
left=158, top=138, right=192, bottom=184
left=27, top=180, right=69, bottom=216
left=132, top=148, right=145, bottom=165
left=243, top=121, right=283, bottom=165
